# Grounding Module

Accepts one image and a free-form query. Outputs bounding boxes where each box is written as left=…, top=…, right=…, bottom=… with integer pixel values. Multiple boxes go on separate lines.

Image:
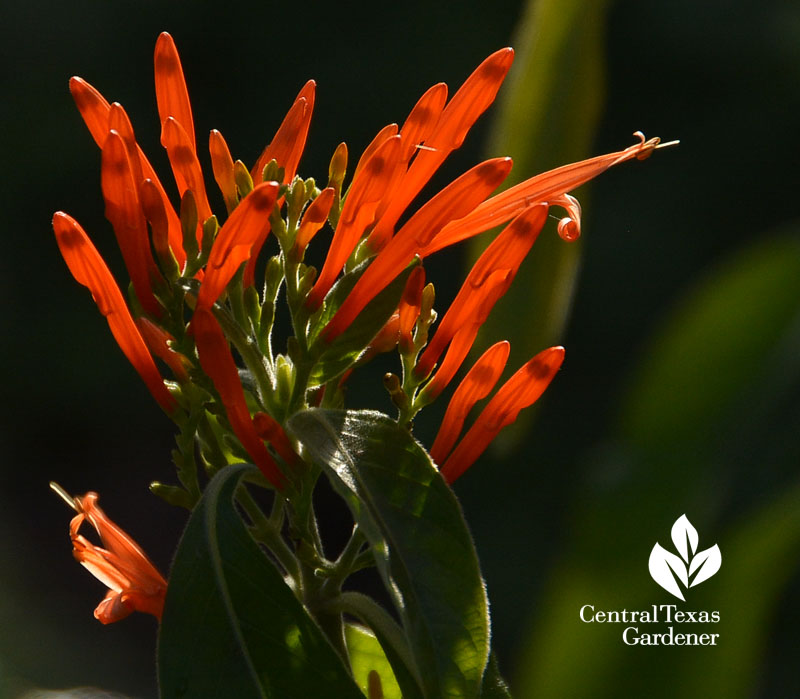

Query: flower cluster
left=54, top=33, right=667, bottom=622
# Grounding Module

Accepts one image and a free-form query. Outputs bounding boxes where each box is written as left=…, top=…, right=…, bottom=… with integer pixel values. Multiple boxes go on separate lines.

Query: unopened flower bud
left=150, top=481, right=194, bottom=509
left=262, top=158, right=285, bottom=185
left=180, top=189, right=199, bottom=260
left=244, top=285, right=262, bottom=328
left=201, top=215, right=218, bottom=262
left=287, top=178, right=308, bottom=229
left=233, top=160, right=254, bottom=197
left=298, top=264, right=318, bottom=298
left=383, top=372, right=408, bottom=411
left=275, top=354, right=295, bottom=407
left=327, top=142, right=348, bottom=228
left=264, top=255, right=284, bottom=302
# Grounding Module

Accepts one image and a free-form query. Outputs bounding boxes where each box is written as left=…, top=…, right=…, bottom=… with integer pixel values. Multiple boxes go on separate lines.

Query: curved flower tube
left=441, top=347, right=566, bottom=484
left=191, top=307, right=285, bottom=489
left=53, top=484, right=167, bottom=624
left=52, top=212, right=176, bottom=414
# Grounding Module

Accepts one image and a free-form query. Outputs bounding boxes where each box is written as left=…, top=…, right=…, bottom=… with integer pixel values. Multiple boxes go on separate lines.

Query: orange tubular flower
left=359, top=311, right=401, bottom=364
left=154, top=32, right=196, bottom=149
left=161, top=116, right=213, bottom=229
left=308, top=135, right=404, bottom=309
left=253, top=412, right=299, bottom=467
left=418, top=270, right=511, bottom=399
left=321, top=157, right=513, bottom=343
left=196, top=182, right=280, bottom=310
left=353, top=124, right=399, bottom=178
left=69, top=77, right=186, bottom=269
left=424, top=131, right=666, bottom=255
left=440, top=347, right=566, bottom=484
left=366, top=48, right=515, bottom=251
left=136, top=317, right=191, bottom=382
left=398, top=266, right=426, bottom=353
left=415, top=203, right=548, bottom=383
left=244, top=80, right=317, bottom=287
left=251, top=80, right=316, bottom=184
left=209, top=129, right=238, bottom=215
left=100, top=129, right=164, bottom=318
left=429, top=341, right=510, bottom=465
left=52, top=212, right=177, bottom=414
left=294, top=186, right=335, bottom=255
left=192, top=307, right=285, bottom=489
left=55, top=485, right=167, bottom=624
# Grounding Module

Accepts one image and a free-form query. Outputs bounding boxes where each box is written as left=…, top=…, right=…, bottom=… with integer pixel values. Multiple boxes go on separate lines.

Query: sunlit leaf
left=287, top=409, right=489, bottom=698
left=345, top=623, right=402, bottom=699
left=158, top=463, right=362, bottom=698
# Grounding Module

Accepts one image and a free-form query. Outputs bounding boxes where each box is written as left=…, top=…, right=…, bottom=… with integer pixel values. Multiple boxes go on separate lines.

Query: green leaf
left=287, top=409, right=490, bottom=698
left=335, top=591, right=424, bottom=699
left=469, top=0, right=612, bottom=452
left=480, top=653, right=512, bottom=698
left=345, top=623, right=402, bottom=699
left=307, top=261, right=418, bottom=387
left=157, top=463, right=363, bottom=699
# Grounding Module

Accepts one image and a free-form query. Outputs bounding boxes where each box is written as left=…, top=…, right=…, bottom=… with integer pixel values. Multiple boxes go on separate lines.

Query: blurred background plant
left=1, top=0, right=798, bottom=696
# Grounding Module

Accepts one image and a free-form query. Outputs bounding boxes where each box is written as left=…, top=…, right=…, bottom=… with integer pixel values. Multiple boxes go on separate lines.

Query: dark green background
left=2, top=0, right=798, bottom=696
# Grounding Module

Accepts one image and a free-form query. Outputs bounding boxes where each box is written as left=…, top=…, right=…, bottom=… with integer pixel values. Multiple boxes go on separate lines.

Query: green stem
left=324, top=591, right=421, bottom=689
left=214, top=306, right=278, bottom=414
left=288, top=359, right=314, bottom=416
left=323, top=525, right=368, bottom=593
left=236, top=486, right=301, bottom=587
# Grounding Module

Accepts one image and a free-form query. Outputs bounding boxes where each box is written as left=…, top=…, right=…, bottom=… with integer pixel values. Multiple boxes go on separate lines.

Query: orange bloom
left=154, top=32, right=195, bottom=149
left=253, top=412, right=300, bottom=467
left=440, top=347, right=565, bottom=483
left=57, top=33, right=671, bottom=495
left=161, top=116, right=213, bottom=229
left=136, top=317, right=191, bottom=382
left=424, top=131, right=667, bottom=255
left=209, top=129, right=238, bottom=214
left=244, top=80, right=316, bottom=286
left=52, top=212, right=176, bottom=414
left=191, top=307, right=286, bottom=489
left=429, top=341, right=510, bottom=465
left=307, top=135, right=403, bottom=310
left=196, top=182, right=280, bottom=310
left=293, top=186, right=335, bottom=255
left=320, top=157, right=513, bottom=342
left=417, top=271, right=510, bottom=400
left=53, top=484, right=167, bottom=624
left=69, top=76, right=185, bottom=269
left=251, top=80, right=316, bottom=185
left=415, top=204, right=548, bottom=383
left=397, top=266, right=426, bottom=353
left=100, top=129, right=164, bottom=317
left=365, top=48, right=515, bottom=252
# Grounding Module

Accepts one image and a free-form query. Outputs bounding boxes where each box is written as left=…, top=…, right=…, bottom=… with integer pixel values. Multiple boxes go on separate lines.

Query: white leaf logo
left=671, top=514, right=698, bottom=562
left=649, top=514, right=721, bottom=600
left=689, top=544, right=722, bottom=587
